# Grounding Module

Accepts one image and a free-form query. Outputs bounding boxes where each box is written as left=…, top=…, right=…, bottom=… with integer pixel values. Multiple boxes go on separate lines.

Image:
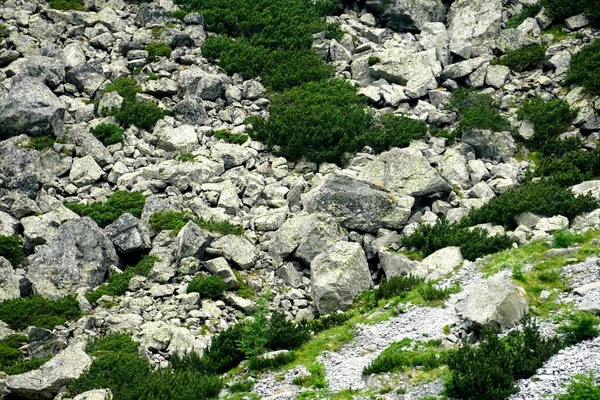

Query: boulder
left=461, top=129, right=516, bottom=161
left=268, top=213, right=348, bottom=266
left=311, top=241, right=372, bottom=315
left=364, top=0, right=446, bottom=31
left=155, top=124, right=199, bottom=154
left=139, top=321, right=172, bottom=352
left=0, top=76, right=65, bottom=139
left=0, top=211, right=19, bottom=237
left=447, top=0, right=503, bottom=58
left=378, top=249, right=420, bottom=279
left=535, top=215, right=569, bottom=233
left=416, top=246, right=463, bottom=280
left=203, top=257, right=238, bottom=289
left=104, top=213, right=151, bottom=254
left=0, top=136, right=48, bottom=197
left=6, top=343, right=92, bottom=399
left=460, top=271, right=528, bottom=331
left=65, top=124, right=114, bottom=167
left=441, top=56, right=493, bottom=80
left=208, top=235, right=257, bottom=270
left=73, top=389, right=113, bottom=400
left=485, top=65, right=510, bottom=89
left=359, top=147, right=451, bottom=198
left=69, top=155, right=105, bottom=187
left=6, top=56, right=66, bottom=88
left=26, top=218, right=119, bottom=299
left=302, top=172, right=414, bottom=233
left=175, top=221, right=212, bottom=261
left=65, top=60, right=106, bottom=97
left=0, top=257, right=21, bottom=300
left=21, top=203, right=80, bottom=250
left=571, top=180, right=600, bottom=201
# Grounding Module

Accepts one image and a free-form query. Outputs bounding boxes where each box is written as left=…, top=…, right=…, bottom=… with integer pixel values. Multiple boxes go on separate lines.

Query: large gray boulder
left=415, top=246, right=463, bottom=280
left=26, top=218, right=119, bottom=299
left=5, top=56, right=66, bottom=88
left=69, top=155, right=105, bottom=187
left=571, top=180, right=600, bottom=202
left=459, top=271, right=528, bottom=331
left=6, top=343, right=92, bottom=399
left=378, top=249, right=420, bottom=279
left=21, top=203, right=79, bottom=250
left=359, top=147, right=451, bottom=198
left=208, top=235, right=257, bottom=270
left=268, top=213, right=348, bottom=266
left=204, top=257, right=238, bottom=289
left=0, top=257, right=21, bottom=300
left=311, top=241, right=372, bottom=315
left=0, top=136, right=46, bottom=197
left=302, top=172, right=414, bottom=233
left=0, top=76, right=65, bottom=139
left=174, top=221, right=212, bottom=261
left=64, top=124, right=114, bottom=167
left=365, top=0, right=446, bottom=31
left=461, top=129, right=516, bottom=162
left=447, top=0, right=503, bottom=59
left=65, top=60, right=107, bottom=97
left=105, top=213, right=151, bottom=254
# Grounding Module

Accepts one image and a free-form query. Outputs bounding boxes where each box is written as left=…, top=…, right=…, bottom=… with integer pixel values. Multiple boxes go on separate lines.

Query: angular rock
left=378, top=249, right=419, bottom=279
left=73, top=389, right=113, bottom=400
left=26, top=218, right=118, bottom=299
left=21, top=203, right=79, bottom=250
left=69, top=155, right=105, bottom=187
left=139, top=321, right=172, bottom=352
left=0, top=211, right=19, bottom=237
left=208, top=235, right=257, bottom=270
left=0, top=257, right=21, bottom=300
left=535, top=215, right=569, bottom=233
left=203, top=257, right=238, bottom=289
left=571, top=180, right=600, bottom=201
left=65, top=124, right=114, bottom=167
left=311, top=242, right=372, bottom=315
left=461, top=129, right=516, bottom=161
left=104, top=213, right=151, bottom=254
left=447, top=0, right=502, bottom=57
left=365, top=0, right=446, bottom=31
left=441, top=56, right=493, bottom=80
left=302, top=172, right=414, bottom=233
left=416, top=246, right=463, bottom=280
left=65, top=60, right=106, bottom=97
left=485, top=65, right=510, bottom=89
left=155, top=124, right=199, bottom=154
left=175, top=221, right=212, bottom=261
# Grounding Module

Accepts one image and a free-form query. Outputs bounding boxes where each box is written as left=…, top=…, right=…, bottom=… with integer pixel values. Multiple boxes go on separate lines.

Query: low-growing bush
left=564, top=39, right=600, bottom=95
left=292, top=362, right=327, bottom=388
left=213, top=129, right=249, bottom=145
left=363, top=339, right=448, bottom=375
left=418, top=283, right=460, bottom=302
left=187, top=275, right=228, bottom=299
left=0, top=333, right=50, bottom=375
left=537, top=148, right=600, bottom=186
left=86, top=333, right=138, bottom=356
left=144, top=43, right=173, bottom=61
left=402, top=218, right=514, bottom=261
left=299, top=312, right=352, bottom=334
left=66, top=190, right=146, bottom=228
left=0, top=24, right=8, bottom=41
left=506, top=4, right=542, bottom=29
left=553, top=230, right=587, bottom=248
left=27, top=136, right=56, bottom=150
left=447, top=88, right=496, bottom=115
left=447, top=89, right=511, bottom=137
left=85, top=255, right=159, bottom=305
left=557, top=372, right=600, bottom=400
left=492, top=44, right=547, bottom=72
left=104, top=77, right=141, bottom=99
left=0, top=235, right=25, bottom=266
left=229, top=379, right=254, bottom=393
left=374, top=275, right=425, bottom=302
left=49, top=0, right=84, bottom=10
left=464, top=180, right=598, bottom=228
left=0, top=295, right=81, bottom=330
left=358, top=114, right=428, bottom=152
left=542, top=0, right=599, bottom=22
left=557, top=312, right=600, bottom=345
left=90, top=123, right=124, bottom=146
left=265, top=311, right=311, bottom=351
left=177, top=153, right=197, bottom=162
left=247, top=351, right=296, bottom=371
left=149, top=210, right=243, bottom=235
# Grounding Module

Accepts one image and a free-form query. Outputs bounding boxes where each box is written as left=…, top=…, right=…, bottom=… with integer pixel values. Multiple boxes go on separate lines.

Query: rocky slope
left=0, top=0, right=599, bottom=399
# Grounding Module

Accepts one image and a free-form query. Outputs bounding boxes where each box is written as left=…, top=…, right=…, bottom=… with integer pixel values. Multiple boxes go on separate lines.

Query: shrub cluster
left=445, top=317, right=563, bottom=400
left=0, top=24, right=8, bottom=42
left=0, top=334, right=49, bottom=375
left=541, top=0, right=600, bottom=22
left=86, top=333, right=139, bottom=356
left=292, top=362, right=327, bottom=388
left=66, top=190, right=146, bottom=228
left=144, top=43, right=173, bottom=62
left=464, top=180, right=598, bottom=227
left=363, top=338, right=447, bottom=375
left=213, top=129, right=249, bottom=145
left=187, top=275, right=227, bottom=299
left=557, top=311, right=600, bottom=345
left=299, top=312, right=352, bottom=334
left=358, top=113, right=428, bottom=153
left=402, top=218, right=514, bottom=261
left=506, top=4, right=542, bottom=29
left=536, top=148, right=600, bottom=186
left=90, top=123, right=124, bottom=146
left=86, top=255, right=160, bottom=305
left=0, top=235, right=25, bottom=266
left=447, top=89, right=511, bottom=137
left=374, top=275, right=425, bottom=302
left=564, top=39, right=600, bottom=95
left=247, top=351, right=296, bottom=371
left=27, top=136, right=56, bottom=150
left=49, top=0, right=84, bottom=10
left=0, top=295, right=81, bottom=331
left=553, top=230, right=587, bottom=248
left=103, top=77, right=167, bottom=130
left=492, top=44, right=547, bottom=72
left=149, top=210, right=243, bottom=235
left=558, top=372, right=600, bottom=400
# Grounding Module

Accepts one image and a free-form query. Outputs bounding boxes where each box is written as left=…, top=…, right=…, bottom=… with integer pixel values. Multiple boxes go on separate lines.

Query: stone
left=565, top=14, right=589, bottom=31
left=0, top=136, right=47, bottom=197
left=253, top=208, right=287, bottom=232
left=242, top=80, right=266, bottom=100
left=139, top=321, right=172, bottom=352
left=416, top=247, right=463, bottom=280
left=0, top=76, right=65, bottom=139
left=175, top=221, right=213, bottom=261
left=62, top=43, right=87, bottom=69
left=69, top=155, right=105, bottom=187
left=485, top=65, right=510, bottom=89
left=73, top=389, right=113, bottom=400
left=302, top=172, right=415, bottom=233
left=378, top=249, right=419, bottom=279
left=65, top=124, right=114, bottom=167
left=461, top=129, right=516, bottom=161
left=359, top=147, right=451, bottom=198
left=419, top=22, right=450, bottom=66
left=447, top=0, right=502, bottom=57
left=268, top=213, right=347, bottom=266
left=311, top=242, right=372, bottom=315
left=574, top=282, right=600, bottom=296
left=203, top=257, right=238, bottom=289
left=225, top=293, right=255, bottom=314
left=65, top=60, right=106, bottom=97
left=571, top=181, right=600, bottom=201
left=0, top=211, right=19, bottom=237
left=441, top=56, right=493, bottom=80
left=26, top=218, right=118, bottom=299
left=460, top=271, right=528, bottom=331
left=155, top=124, right=198, bottom=154
left=276, top=263, right=303, bottom=288
left=172, top=99, right=208, bottom=125
left=6, top=343, right=92, bottom=399
left=21, top=203, right=79, bottom=250
left=0, top=257, right=21, bottom=300
left=438, top=148, right=470, bottom=189
left=167, top=327, right=206, bottom=357
left=535, top=215, right=569, bottom=233
left=208, top=235, right=257, bottom=270
left=104, top=213, right=151, bottom=254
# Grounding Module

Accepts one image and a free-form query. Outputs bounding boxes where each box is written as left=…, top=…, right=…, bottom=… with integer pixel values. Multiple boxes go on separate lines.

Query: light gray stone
left=104, top=213, right=151, bottom=254
left=208, top=235, right=257, bottom=270
left=204, top=257, right=238, bottom=289
left=69, top=155, right=104, bottom=187
left=461, top=129, right=516, bottom=161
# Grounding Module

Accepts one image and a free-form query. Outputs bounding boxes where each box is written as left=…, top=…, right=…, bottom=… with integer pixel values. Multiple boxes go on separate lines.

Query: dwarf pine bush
left=0, top=235, right=24, bottom=266
left=66, top=190, right=146, bottom=228
left=492, top=44, right=547, bottom=72
left=90, top=123, right=124, bottom=146
left=0, top=295, right=81, bottom=330
left=564, top=39, right=600, bottom=96
left=187, top=275, right=228, bottom=299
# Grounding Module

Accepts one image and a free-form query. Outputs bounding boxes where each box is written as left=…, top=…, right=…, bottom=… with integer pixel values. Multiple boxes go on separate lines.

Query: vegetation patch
left=557, top=311, right=600, bottom=345
left=66, top=190, right=146, bottom=228
left=447, top=89, right=511, bottom=137
left=0, top=295, right=81, bottom=331
left=187, top=275, right=228, bottom=299
left=541, top=0, right=600, bottom=22
left=0, top=334, right=49, bottom=375
left=86, top=332, right=139, bottom=356
left=248, top=351, right=296, bottom=371
left=363, top=339, right=448, bottom=375
left=85, top=255, right=160, bottom=305
left=149, top=210, right=243, bottom=235
left=558, top=372, right=600, bottom=400
left=0, top=235, right=25, bottom=266
left=506, top=4, right=542, bottom=29
left=536, top=148, right=600, bottom=186
left=359, top=113, right=427, bottom=153
left=90, top=123, right=124, bottom=146
left=144, top=43, right=173, bottom=62
left=177, top=153, right=198, bottom=162
left=213, top=129, right=249, bottom=145
left=564, top=39, right=600, bottom=95
left=492, top=44, right=547, bottom=72
left=292, top=362, right=327, bottom=389
left=49, top=0, right=85, bottom=10
left=27, top=136, right=56, bottom=150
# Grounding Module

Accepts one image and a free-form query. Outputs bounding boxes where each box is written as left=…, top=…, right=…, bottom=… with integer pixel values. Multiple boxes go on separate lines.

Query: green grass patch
left=492, top=44, right=546, bottom=72
left=248, top=351, right=296, bottom=371
left=363, top=339, right=448, bottom=375
left=0, top=295, right=81, bottom=331
left=558, top=372, right=600, bottom=400
left=86, top=333, right=139, bottom=356
left=149, top=210, right=243, bottom=235
left=177, top=153, right=198, bottom=162
left=0, top=235, right=25, bottom=266
left=49, top=0, right=84, bottom=10
left=66, top=190, right=146, bottom=228
left=187, top=275, right=228, bottom=299
left=292, top=362, right=327, bottom=388
left=213, top=129, right=249, bottom=145
left=90, top=123, right=124, bottom=146
left=27, top=136, right=56, bottom=150
left=557, top=311, right=600, bottom=345
left=144, top=43, right=173, bottom=62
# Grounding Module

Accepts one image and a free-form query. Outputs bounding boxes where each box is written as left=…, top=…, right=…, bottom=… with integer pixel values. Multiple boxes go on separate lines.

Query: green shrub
left=247, top=351, right=296, bottom=371
left=506, top=4, right=542, bottom=29
left=149, top=210, right=243, bottom=235
left=557, top=372, right=600, bottom=400
left=454, top=106, right=512, bottom=136
left=0, top=24, right=8, bottom=41
left=537, top=148, right=600, bottom=186
left=85, top=255, right=159, bottom=305
left=447, top=88, right=496, bottom=115
left=368, top=56, right=381, bottom=66
left=177, top=153, right=198, bottom=162
left=265, top=311, right=311, bottom=351
left=553, top=230, right=586, bottom=248
left=292, top=362, right=327, bottom=388
left=358, top=114, right=428, bottom=152
left=144, top=43, right=173, bottom=61
left=0, top=295, right=81, bottom=331
left=557, top=312, right=600, bottom=345
left=464, top=180, right=598, bottom=228
left=299, top=312, right=352, bottom=334
left=213, top=129, right=249, bottom=145
left=27, top=136, right=56, bottom=150
left=0, top=235, right=25, bottom=266
left=90, top=123, right=124, bottom=146
left=187, top=275, right=228, bottom=299
left=49, top=0, right=84, bottom=10
left=66, top=190, right=146, bottom=228
left=402, top=218, right=514, bottom=261
left=363, top=339, right=448, bottom=375
left=564, top=39, right=600, bottom=95
left=137, top=369, right=223, bottom=400
left=86, top=333, right=138, bottom=356
left=248, top=79, right=371, bottom=164
left=418, top=283, right=460, bottom=302
left=537, top=270, right=561, bottom=283
left=374, top=275, right=425, bottom=302
left=229, top=379, right=254, bottom=393
left=104, top=77, right=141, bottom=99
left=0, top=333, right=51, bottom=375
left=2, top=357, right=50, bottom=375
left=492, top=44, right=547, bottom=72
left=542, top=0, right=599, bottom=21
left=445, top=317, right=562, bottom=400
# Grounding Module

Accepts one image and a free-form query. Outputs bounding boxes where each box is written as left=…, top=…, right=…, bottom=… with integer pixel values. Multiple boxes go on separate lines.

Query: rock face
left=302, top=172, right=414, bottom=233
left=365, top=0, right=446, bottom=31
left=461, top=129, right=516, bottom=161
left=0, top=256, right=21, bottom=300
left=460, top=271, right=528, bottom=331
left=0, top=136, right=48, bottom=198
left=26, top=218, right=119, bottom=299
left=6, top=343, right=92, bottom=400
left=571, top=180, right=600, bottom=201
left=311, top=242, right=372, bottom=315
left=0, top=76, right=65, bottom=139
left=447, top=0, right=503, bottom=58
left=104, top=213, right=152, bottom=254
